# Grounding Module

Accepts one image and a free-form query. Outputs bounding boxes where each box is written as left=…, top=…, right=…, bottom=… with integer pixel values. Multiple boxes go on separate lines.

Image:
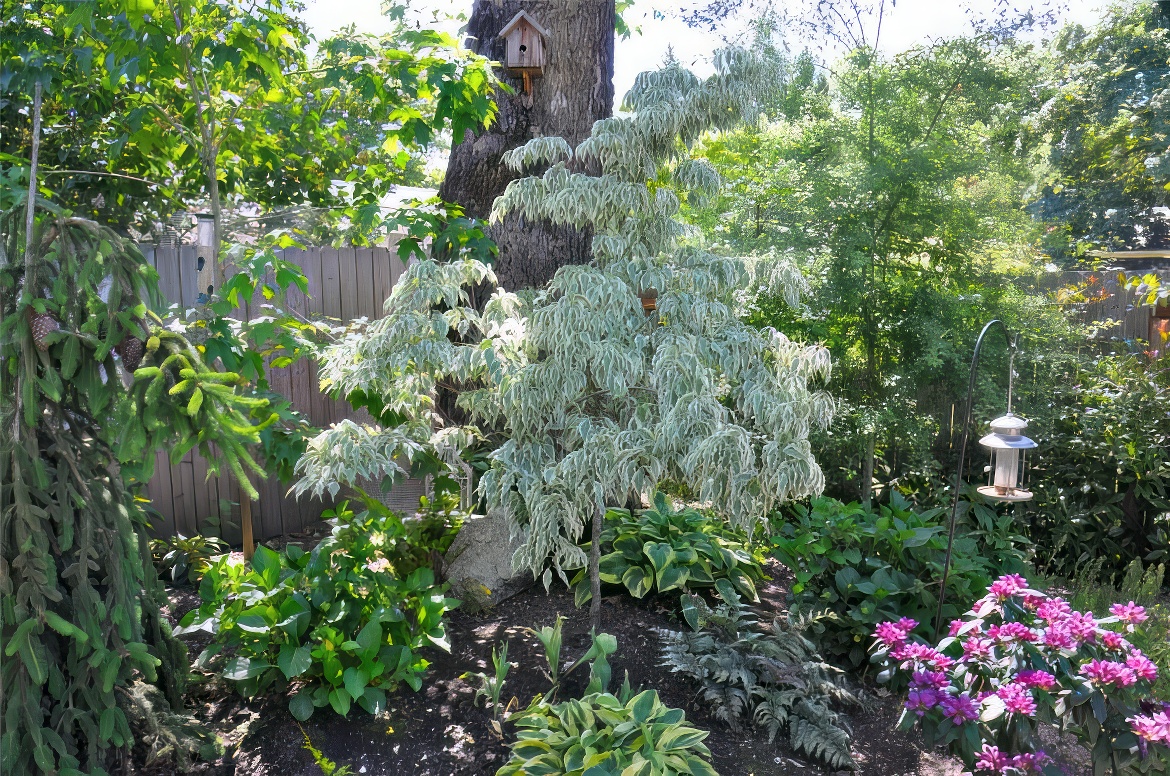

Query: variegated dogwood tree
left=296, top=49, right=834, bottom=626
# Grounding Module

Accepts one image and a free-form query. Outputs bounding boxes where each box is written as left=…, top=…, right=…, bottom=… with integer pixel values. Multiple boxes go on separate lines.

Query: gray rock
left=443, top=510, right=532, bottom=610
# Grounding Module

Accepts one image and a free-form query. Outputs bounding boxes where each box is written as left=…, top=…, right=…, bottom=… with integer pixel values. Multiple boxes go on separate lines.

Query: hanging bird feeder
left=977, top=412, right=1037, bottom=502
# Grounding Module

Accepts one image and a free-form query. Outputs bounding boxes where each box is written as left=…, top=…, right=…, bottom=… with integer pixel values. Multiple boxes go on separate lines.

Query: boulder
left=443, top=510, right=532, bottom=609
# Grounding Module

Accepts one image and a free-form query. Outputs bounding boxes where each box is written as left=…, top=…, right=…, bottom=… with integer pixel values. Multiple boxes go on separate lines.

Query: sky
left=299, top=0, right=1112, bottom=101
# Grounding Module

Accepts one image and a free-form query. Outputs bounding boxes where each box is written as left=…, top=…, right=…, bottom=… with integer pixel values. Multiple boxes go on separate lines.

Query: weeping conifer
left=0, top=205, right=270, bottom=774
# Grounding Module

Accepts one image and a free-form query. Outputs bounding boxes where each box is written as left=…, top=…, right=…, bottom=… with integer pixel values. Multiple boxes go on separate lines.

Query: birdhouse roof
left=499, top=11, right=550, bottom=40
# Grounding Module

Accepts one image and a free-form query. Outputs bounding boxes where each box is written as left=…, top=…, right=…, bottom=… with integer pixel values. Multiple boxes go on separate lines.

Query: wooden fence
left=141, top=245, right=420, bottom=543
left=1048, top=270, right=1168, bottom=346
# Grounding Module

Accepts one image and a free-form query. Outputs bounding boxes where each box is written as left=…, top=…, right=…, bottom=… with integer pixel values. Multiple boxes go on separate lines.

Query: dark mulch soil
left=156, top=559, right=989, bottom=776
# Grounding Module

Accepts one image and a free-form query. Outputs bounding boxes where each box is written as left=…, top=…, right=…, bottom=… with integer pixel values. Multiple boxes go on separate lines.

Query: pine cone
left=28, top=310, right=60, bottom=352
left=117, top=336, right=144, bottom=372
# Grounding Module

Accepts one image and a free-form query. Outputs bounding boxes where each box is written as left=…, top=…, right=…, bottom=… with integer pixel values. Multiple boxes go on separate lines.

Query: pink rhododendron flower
left=949, top=619, right=964, bottom=637
left=988, top=574, right=1028, bottom=600
left=1021, top=594, right=1045, bottom=611
left=1036, top=597, right=1072, bottom=623
left=1100, top=630, right=1127, bottom=651
left=987, top=622, right=1038, bottom=644
left=963, top=636, right=994, bottom=660
left=1128, top=710, right=1170, bottom=745
left=1009, top=751, right=1050, bottom=773
left=1110, top=601, right=1148, bottom=631
left=1065, top=611, right=1098, bottom=643
left=997, top=683, right=1037, bottom=716
left=891, top=642, right=954, bottom=670
left=939, top=693, right=979, bottom=724
left=1126, top=651, right=1159, bottom=683
left=1015, top=670, right=1057, bottom=691
left=874, top=619, right=916, bottom=649
left=1081, top=659, right=1137, bottom=688
left=1042, top=623, right=1074, bottom=650
left=975, top=744, right=1009, bottom=773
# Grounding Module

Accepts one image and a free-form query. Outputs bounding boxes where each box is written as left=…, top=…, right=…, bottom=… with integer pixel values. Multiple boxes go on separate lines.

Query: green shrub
left=1026, top=356, right=1170, bottom=576
left=177, top=506, right=456, bottom=720
left=498, top=688, right=719, bottom=776
left=770, top=493, right=1028, bottom=667
left=150, top=533, right=228, bottom=585
left=1065, top=559, right=1170, bottom=700
left=571, top=492, right=766, bottom=608
left=658, top=590, right=858, bottom=770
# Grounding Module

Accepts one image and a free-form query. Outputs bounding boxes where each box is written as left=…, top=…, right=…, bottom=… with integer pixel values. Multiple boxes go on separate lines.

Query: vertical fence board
left=320, top=248, right=343, bottom=427
left=147, top=449, right=175, bottom=539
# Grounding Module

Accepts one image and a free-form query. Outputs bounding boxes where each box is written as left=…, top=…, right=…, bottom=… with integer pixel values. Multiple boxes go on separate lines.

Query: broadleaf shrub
left=177, top=506, right=457, bottom=719
left=770, top=493, right=1029, bottom=667
left=1026, top=356, right=1170, bottom=576
left=571, top=492, right=766, bottom=608
left=872, top=574, right=1170, bottom=774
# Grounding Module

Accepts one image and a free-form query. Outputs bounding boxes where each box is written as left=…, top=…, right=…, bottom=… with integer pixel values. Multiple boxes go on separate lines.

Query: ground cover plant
left=570, top=492, right=766, bottom=609
left=872, top=574, right=1170, bottom=774
left=658, top=589, right=859, bottom=769
left=177, top=504, right=457, bottom=720
left=770, top=493, right=1029, bottom=666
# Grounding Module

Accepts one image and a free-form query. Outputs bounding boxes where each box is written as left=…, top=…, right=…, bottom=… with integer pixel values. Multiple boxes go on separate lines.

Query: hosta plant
left=571, top=492, right=766, bottom=609
left=658, top=589, right=858, bottom=770
left=177, top=507, right=456, bottom=720
left=871, top=574, right=1170, bottom=775
left=498, top=688, right=719, bottom=776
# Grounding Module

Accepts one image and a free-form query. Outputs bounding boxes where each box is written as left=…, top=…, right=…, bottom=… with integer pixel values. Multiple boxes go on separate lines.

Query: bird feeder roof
left=988, top=413, right=1029, bottom=433
left=499, top=11, right=550, bottom=40
left=979, top=432, right=1038, bottom=450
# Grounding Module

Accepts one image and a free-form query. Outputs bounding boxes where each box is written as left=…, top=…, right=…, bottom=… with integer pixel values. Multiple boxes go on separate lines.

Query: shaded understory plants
left=571, top=492, right=766, bottom=609
left=1026, top=356, right=1170, bottom=577
left=177, top=505, right=456, bottom=720
left=770, top=493, right=1029, bottom=667
left=872, top=574, right=1170, bottom=775
left=658, top=590, right=858, bottom=770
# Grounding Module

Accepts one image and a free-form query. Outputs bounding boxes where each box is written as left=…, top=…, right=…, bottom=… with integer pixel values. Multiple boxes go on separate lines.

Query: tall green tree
left=688, top=19, right=1053, bottom=503
left=1024, top=1, right=1170, bottom=262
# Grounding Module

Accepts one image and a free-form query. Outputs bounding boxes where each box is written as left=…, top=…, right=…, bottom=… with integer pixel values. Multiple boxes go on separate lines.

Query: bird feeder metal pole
left=933, top=319, right=1016, bottom=638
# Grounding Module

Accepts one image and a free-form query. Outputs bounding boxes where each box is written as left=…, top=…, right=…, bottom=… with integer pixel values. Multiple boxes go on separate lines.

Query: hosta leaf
left=621, top=566, right=652, bottom=598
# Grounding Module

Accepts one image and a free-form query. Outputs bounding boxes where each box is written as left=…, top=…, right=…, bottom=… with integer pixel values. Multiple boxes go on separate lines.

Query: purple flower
left=939, top=693, right=979, bottom=724
left=910, top=670, right=950, bottom=690
left=905, top=688, right=944, bottom=717
left=1009, top=751, right=1050, bottom=773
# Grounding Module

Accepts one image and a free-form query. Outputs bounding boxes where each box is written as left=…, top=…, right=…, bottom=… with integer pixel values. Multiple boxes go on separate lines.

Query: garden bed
left=161, top=565, right=967, bottom=776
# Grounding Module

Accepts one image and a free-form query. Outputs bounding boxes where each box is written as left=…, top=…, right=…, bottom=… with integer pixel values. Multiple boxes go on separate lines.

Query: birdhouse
left=977, top=412, right=1037, bottom=502
left=499, top=11, right=549, bottom=93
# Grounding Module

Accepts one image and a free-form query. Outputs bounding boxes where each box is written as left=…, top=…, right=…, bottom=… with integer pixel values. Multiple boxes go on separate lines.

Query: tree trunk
left=589, top=500, right=604, bottom=631
left=861, top=432, right=875, bottom=508
left=441, top=0, right=616, bottom=291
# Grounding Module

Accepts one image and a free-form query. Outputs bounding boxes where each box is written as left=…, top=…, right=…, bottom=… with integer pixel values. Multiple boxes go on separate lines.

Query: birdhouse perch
left=499, top=10, right=549, bottom=94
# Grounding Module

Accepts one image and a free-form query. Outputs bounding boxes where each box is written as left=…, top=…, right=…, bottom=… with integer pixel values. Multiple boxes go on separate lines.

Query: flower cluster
left=871, top=576, right=1168, bottom=774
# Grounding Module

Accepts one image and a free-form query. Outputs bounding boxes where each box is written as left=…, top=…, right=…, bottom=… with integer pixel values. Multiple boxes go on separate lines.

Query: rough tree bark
left=441, top=0, right=616, bottom=291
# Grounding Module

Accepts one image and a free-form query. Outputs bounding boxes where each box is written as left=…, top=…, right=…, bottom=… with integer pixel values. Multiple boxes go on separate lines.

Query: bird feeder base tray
left=976, top=486, right=1033, bottom=503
